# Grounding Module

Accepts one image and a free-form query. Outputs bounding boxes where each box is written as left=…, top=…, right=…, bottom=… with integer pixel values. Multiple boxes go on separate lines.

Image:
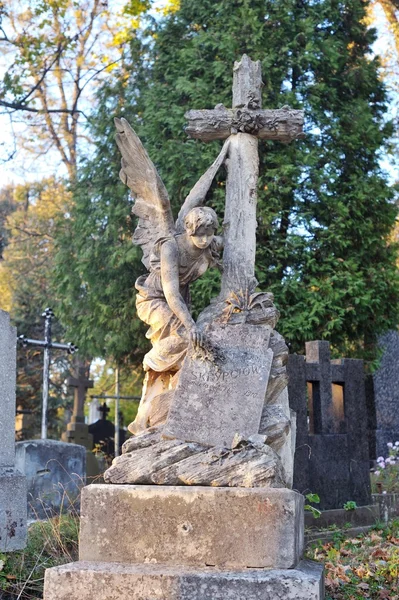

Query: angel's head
left=184, top=207, right=218, bottom=250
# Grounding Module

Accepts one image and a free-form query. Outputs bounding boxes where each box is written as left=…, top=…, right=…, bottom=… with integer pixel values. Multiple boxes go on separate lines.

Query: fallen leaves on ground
left=306, top=519, right=399, bottom=599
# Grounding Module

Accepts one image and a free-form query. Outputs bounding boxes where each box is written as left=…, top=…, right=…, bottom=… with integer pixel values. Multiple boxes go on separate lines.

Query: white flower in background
left=387, top=442, right=393, bottom=448
left=374, top=470, right=380, bottom=476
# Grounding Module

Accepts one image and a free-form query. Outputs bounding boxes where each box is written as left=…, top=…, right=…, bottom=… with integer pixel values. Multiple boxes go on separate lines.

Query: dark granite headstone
left=368, top=330, right=399, bottom=458
left=288, top=341, right=371, bottom=510
left=88, top=418, right=126, bottom=458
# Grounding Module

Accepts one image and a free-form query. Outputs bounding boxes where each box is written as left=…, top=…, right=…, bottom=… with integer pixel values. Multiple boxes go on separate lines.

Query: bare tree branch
left=0, top=99, right=87, bottom=116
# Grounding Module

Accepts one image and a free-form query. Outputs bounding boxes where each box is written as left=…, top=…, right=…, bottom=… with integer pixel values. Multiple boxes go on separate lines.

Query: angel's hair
left=184, top=207, right=218, bottom=236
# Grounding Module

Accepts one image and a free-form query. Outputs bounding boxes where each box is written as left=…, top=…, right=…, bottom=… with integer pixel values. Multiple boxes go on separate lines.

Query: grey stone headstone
left=371, top=330, right=399, bottom=458
left=0, top=309, right=27, bottom=551
left=0, top=469, right=27, bottom=551
left=0, top=310, right=18, bottom=468
left=15, top=440, right=86, bottom=520
left=164, top=323, right=273, bottom=448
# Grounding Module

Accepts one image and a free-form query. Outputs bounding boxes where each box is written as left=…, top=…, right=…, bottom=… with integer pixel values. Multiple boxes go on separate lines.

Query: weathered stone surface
left=264, top=330, right=289, bottom=405
left=44, top=560, right=324, bottom=600
left=106, top=430, right=284, bottom=487
left=151, top=443, right=284, bottom=487
left=0, top=469, right=27, bottom=551
left=288, top=341, right=371, bottom=510
left=259, top=404, right=290, bottom=450
left=370, top=330, right=399, bottom=457
left=122, top=428, right=162, bottom=453
left=104, top=439, right=204, bottom=484
left=164, top=323, right=273, bottom=448
left=15, top=440, right=86, bottom=520
left=185, top=106, right=305, bottom=143
left=79, top=485, right=304, bottom=569
left=0, top=310, right=17, bottom=468
left=0, top=309, right=27, bottom=551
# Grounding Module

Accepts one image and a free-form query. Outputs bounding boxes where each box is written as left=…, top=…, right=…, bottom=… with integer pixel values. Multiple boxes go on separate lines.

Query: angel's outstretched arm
left=175, top=138, right=230, bottom=232
left=160, top=240, right=195, bottom=332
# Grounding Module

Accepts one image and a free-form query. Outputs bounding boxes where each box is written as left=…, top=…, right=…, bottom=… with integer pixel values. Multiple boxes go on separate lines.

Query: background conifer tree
left=54, top=0, right=399, bottom=363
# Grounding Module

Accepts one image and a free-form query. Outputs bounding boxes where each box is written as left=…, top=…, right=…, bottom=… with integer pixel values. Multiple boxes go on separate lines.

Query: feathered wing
left=115, top=117, right=175, bottom=269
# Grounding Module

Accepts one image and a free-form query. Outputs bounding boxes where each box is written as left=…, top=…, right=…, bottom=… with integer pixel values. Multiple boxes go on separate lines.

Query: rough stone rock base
left=44, top=560, right=324, bottom=600
left=0, top=468, right=27, bottom=551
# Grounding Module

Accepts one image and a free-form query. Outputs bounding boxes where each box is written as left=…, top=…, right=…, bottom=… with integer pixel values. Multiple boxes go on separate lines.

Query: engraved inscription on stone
left=164, top=323, right=273, bottom=448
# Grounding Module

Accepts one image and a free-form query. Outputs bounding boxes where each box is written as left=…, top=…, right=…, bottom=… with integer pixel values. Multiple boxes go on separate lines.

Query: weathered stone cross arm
left=185, top=55, right=304, bottom=144
left=185, top=105, right=304, bottom=144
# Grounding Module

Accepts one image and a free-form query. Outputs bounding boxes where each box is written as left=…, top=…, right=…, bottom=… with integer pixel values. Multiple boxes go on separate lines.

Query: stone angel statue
left=115, top=118, right=229, bottom=433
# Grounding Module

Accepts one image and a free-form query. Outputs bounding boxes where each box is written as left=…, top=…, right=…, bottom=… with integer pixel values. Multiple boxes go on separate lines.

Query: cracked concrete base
left=44, top=560, right=324, bottom=600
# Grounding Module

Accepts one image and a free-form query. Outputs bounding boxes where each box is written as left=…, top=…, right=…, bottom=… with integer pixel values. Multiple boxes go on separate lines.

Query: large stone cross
left=185, top=54, right=304, bottom=298
left=67, top=366, right=94, bottom=424
left=164, top=56, right=304, bottom=448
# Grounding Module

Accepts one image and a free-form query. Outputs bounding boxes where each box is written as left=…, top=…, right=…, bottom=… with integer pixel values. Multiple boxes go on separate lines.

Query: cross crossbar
left=185, top=106, right=304, bottom=143
left=18, top=308, right=77, bottom=439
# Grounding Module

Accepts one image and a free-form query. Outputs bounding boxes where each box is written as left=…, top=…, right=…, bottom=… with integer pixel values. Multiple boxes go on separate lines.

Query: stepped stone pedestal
left=44, top=484, right=324, bottom=599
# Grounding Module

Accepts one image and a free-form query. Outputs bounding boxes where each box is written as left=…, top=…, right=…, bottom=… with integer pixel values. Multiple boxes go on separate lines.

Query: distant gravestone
left=368, top=330, right=399, bottom=458
left=88, top=403, right=126, bottom=458
left=288, top=340, right=371, bottom=510
left=61, top=366, right=100, bottom=478
left=62, top=366, right=94, bottom=447
left=164, top=323, right=273, bottom=448
left=15, top=440, right=86, bottom=520
left=0, top=310, right=27, bottom=551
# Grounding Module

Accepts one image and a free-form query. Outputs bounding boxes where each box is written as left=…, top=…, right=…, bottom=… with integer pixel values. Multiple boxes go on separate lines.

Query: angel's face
left=190, top=224, right=215, bottom=250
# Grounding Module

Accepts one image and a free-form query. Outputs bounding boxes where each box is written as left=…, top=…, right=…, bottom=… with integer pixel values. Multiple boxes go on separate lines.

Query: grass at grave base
left=306, top=519, right=399, bottom=599
left=0, top=513, right=79, bottom=599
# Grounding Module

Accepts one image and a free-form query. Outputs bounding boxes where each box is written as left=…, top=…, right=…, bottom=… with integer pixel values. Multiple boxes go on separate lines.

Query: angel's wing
left=175, top=139, right=230, bottom=233
left=115, top=117, right=175, bottom=269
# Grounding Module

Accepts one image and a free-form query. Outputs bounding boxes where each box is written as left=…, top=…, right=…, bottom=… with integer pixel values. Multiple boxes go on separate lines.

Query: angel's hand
left=189, top=325, right=204, bottom=349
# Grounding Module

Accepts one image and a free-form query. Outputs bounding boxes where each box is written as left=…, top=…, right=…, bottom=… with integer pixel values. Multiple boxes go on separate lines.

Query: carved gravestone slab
left=164, top=323, right=273, bottom=448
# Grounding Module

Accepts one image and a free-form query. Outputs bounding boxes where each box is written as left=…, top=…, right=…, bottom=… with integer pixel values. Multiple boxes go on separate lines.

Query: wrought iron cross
left=99, top=402, right=111, bottom=420
left=185, top=54, right=304, bottom=299
left=18, top=308, right=77, bottom=440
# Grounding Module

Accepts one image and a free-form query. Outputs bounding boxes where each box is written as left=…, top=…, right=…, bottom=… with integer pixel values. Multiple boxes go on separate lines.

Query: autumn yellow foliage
left=0, top=179, right=70, bottom=314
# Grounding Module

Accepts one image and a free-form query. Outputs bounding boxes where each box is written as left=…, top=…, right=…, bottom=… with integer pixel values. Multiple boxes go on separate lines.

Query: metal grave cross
left=18, top=308, right=77, bottom=440
left=99, top=402, right=111, bottom=420
left=185, top=54, right=304, bottom=298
